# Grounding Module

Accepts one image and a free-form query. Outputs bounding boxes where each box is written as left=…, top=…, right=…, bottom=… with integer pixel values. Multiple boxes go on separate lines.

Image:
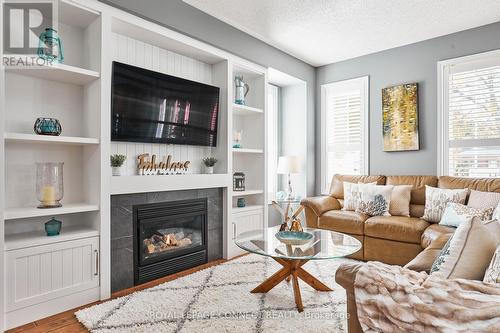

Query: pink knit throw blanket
left=354, top=262, right=500, bottom=332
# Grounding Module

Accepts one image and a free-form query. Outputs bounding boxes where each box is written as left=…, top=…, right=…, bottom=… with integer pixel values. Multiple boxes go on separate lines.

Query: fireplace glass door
left=140, top=213, right=204, bottom=264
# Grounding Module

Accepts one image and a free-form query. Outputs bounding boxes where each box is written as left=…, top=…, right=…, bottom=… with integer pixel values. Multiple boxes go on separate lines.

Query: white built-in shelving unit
left=0, top=0, right=268, bottom=329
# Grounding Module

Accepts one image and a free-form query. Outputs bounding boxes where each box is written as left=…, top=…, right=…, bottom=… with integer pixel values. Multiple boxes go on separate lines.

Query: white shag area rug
left=76, top=254, right=355, bottom=333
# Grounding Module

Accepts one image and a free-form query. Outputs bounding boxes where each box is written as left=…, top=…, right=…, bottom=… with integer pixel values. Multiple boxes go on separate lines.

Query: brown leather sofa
left=301, top=175, right=500, bottom=333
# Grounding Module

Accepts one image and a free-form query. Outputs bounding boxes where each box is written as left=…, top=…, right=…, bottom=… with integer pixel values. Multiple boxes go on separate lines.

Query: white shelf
left=232, top=148, right=263, bottom=154
left=6, top=62, right=100, bottom=85
left=233, top=104, right=263, bottom=116
left=60, top=0, right=100, bottom=29
left=232, top=205, right=264, bottom=213
left=4, top=133, right=99, bottom=145
left=5, top=225, right=99, bottom=251
left=232, top=190, right=264, bottom=197
left=4, top=203, right=100, bottom=220
left=111, top=174, right=231, bottom=195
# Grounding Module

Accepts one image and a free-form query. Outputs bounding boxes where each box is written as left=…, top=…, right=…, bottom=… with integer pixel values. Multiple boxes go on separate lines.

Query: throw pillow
left=430, top=217, right=500, bottom=280
left=342, top=181, right=376, bottom=211
left=439, top=202, right=492, bottom=228
left=493, top=203, right=500, bottom=221
left=422, top=186, right=468, bottom=223
left=467, top=190, right=500, bottom=220
left=355, top=184, right=394, bottom=216
left=389, top=185, right=412, bottom=217
left=484, top=246, right=500, bottom=284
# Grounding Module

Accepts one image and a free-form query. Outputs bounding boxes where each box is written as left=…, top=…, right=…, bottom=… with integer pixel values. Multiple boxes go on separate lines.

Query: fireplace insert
left=133, top=199, right=208, bottom=285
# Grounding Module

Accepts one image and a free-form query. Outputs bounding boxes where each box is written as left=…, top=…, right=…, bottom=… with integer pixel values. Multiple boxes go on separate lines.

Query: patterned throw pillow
left=467, top=190, right=500, bottom=220
left=430, top=217, right=500, bottom=280
left=492, top=203, right=500, bottom=221
left=355, top=184, right=394, bottom=216
left=389, top=185, right=412, bottom=217
left=342, top=182, right=376, bottom=211
left=439, top=202, right=493, bottom=228
left=484, top=246, right=500, bottom=284
left=422, top=186, right=468, bottom=223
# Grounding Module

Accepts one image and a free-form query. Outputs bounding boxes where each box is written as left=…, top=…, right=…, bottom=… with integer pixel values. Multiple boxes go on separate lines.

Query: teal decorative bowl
left=275, top=231, right=313, bottom=246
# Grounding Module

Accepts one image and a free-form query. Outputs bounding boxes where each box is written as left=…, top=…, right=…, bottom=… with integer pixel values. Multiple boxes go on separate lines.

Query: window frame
left=320, top=76, right=369, bottom=195
left=267, top=84, right=279, bottom=201
left=437, top=49, right=500, bottom=176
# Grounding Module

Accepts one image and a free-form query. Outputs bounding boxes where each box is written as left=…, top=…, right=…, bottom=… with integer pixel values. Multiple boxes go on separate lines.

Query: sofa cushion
left=386, top=175, right=438, bottom=205
left=438, top=176, right=500, bottom=193
left=364, top=216, right=430, bottom=244
left=421, top=223, right=455, bottom=248
left=405, top=234, right=451, bottom=273
left=329, top=174, right=386, bottom=199
left=318, top=210, right=369, bottom=236
left=356, top=184, right=393, bottom=216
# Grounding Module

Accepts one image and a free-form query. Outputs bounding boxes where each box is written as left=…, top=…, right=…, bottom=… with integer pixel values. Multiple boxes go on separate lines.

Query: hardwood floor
left=6, top=258, right=228, bottom=333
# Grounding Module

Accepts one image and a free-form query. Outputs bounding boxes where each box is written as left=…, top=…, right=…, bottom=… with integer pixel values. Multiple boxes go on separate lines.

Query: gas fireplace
left=133, top=199, right=208, bottom=285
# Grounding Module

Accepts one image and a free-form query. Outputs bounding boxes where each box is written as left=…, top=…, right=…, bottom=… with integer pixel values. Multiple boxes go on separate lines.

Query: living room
left=0, top=0, right=499, bottom=332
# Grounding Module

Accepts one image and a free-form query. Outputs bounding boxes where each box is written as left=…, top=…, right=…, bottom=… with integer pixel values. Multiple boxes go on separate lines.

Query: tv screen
left=111, top=61, right=220, bottom=147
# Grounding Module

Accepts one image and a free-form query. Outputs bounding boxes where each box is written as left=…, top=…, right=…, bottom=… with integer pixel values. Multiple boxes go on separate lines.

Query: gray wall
left=316, top=21, right=500, bottom=193
left=100, top=0, right=316, bottom=196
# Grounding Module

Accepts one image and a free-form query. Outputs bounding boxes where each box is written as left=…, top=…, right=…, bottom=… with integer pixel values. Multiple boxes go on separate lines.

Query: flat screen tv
left=111, top=61, right=220, bottom=147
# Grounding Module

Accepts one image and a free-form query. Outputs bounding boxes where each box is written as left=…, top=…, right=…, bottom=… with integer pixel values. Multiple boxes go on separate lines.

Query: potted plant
left=202, top=157, right=217, bottom=174
left=111, top=154, right=126, bottom=176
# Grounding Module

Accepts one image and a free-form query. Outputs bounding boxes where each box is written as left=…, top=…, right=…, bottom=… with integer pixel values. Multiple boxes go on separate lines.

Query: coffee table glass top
left=235, top=226, right=362, bottom=260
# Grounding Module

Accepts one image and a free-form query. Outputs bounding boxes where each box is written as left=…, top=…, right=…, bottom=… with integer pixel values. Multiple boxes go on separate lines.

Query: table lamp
left=277, top=156, right=301, bottom=200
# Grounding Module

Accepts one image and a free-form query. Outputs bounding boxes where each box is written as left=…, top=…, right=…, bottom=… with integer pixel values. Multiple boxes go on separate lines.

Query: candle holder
left=36, top=162, right=64, bottom=208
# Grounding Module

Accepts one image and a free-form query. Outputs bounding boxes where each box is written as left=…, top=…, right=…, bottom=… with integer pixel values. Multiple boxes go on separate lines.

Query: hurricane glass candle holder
left=36, top=162, right=64, bottom=208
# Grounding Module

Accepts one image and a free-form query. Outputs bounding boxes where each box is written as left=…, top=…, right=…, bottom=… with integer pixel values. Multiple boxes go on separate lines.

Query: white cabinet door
left=229, top=208, right=264, bottom=258
left=6, top=236, right=100, bottom=312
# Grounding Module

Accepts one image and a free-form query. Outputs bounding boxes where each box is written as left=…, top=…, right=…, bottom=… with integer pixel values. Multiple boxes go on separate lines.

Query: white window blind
left=321, top=77, right=368, bottom=193
left=440, top=52, right=500, bottom=178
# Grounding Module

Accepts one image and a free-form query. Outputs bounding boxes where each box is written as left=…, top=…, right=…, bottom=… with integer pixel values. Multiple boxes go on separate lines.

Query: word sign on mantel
left=138, top=153, right=191, bottom=176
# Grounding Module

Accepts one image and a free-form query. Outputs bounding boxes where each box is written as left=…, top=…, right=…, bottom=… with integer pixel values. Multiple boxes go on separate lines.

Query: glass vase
left=36, top=162, right=64, bottom=208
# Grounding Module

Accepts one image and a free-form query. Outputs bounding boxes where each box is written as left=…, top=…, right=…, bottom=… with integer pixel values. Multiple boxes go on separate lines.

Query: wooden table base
left=250, top=258, right=332, bottom=312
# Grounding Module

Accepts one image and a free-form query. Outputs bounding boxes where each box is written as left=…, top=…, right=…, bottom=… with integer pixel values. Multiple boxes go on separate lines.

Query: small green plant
left=202, top=157, right=218, bottom=167
left=110, top=154, right=126, bottom=167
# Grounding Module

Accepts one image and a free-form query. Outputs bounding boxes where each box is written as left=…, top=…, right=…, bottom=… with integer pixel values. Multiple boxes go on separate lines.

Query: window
left=438, top=50, right=500, bottom=177
left=320, top=77, right=369, bottom=194
left=267, top=84, right=279, bottom=200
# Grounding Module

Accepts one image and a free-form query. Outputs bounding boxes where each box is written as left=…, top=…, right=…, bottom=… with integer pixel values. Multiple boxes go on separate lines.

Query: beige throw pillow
left=484, top=246, right=500, bottom=284
left=355, top=184, right=394, bottom=216
left=431, top=217, right=500, bottom=280
left=389, top=185, right=412, bottom=217
left=422, top=186, right=468, bottom=223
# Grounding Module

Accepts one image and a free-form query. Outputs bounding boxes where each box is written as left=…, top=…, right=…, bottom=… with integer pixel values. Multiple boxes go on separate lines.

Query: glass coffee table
left=235, top=226, right=362, bottom=312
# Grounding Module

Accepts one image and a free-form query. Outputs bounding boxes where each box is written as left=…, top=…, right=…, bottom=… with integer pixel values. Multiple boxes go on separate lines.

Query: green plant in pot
left=202, top=157, right=217, bottom=174
left=111, top=154, right=126, bottom=176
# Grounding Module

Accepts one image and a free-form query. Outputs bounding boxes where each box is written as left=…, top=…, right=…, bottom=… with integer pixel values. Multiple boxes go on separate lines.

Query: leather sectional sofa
left=301, top=174, right=500, bottom=333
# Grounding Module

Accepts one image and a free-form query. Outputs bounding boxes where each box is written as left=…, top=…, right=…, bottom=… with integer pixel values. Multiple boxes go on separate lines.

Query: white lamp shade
left=277, top=156, right=301, bottom=174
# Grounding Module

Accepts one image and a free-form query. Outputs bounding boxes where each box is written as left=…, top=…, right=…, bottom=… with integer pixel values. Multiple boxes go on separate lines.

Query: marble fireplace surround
left=111, top=188, right=223, bottom=293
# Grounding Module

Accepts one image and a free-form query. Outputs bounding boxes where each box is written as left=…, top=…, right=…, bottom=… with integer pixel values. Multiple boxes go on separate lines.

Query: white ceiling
left=183, top=0, right=500, bottom=67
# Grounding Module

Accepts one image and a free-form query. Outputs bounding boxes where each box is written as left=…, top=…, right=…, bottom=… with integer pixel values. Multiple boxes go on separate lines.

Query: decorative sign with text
left=137, top=153, right=191, bottom=175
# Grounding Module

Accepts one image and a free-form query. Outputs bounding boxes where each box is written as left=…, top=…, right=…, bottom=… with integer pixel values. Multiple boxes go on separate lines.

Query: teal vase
left=44, top=217, right=62, bottom=236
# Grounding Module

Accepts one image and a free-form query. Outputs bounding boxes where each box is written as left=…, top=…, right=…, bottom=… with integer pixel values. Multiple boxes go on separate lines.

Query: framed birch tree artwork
left=382, top=83, right=419, bottom=151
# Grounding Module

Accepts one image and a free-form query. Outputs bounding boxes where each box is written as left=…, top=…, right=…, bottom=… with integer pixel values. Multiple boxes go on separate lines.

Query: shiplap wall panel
left=110, top=33, right=214, bottom=175
left=6, top=237, right=99, bottom=311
